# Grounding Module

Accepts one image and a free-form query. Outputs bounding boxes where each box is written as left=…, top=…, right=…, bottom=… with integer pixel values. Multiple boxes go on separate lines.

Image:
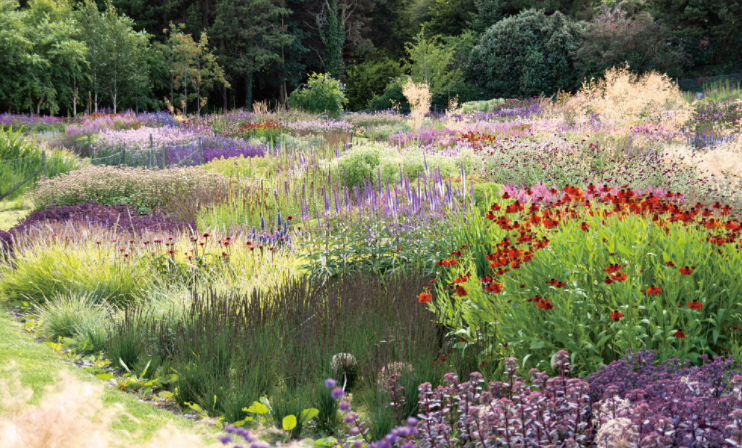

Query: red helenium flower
left=674, top=330, right=686, bottom=338
left=417, top=292, right=432, bottom=304
left=644, top=286, right=662, bottom=295
left=687, top=301, right=703, bottom=310
left=609, top=310, right=624, bottom=321
left=679, top=267, right=694, bottom=275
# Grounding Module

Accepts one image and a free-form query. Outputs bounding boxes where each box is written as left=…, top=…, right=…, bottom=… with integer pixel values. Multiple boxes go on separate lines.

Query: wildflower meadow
left=3, top=66, right=742, bottom=448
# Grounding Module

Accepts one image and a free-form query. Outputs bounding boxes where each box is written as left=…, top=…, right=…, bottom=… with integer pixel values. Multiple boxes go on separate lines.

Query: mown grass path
left=0, top=307, right=218, bottom=444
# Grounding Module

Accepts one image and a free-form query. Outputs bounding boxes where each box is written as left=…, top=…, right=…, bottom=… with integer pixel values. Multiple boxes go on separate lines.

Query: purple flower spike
left=218, top=435, right=233, bottom=444
left=331, top=387, right=345, bottom=399
left=406, top=417, right=418, bottom=427
left=339, top=401, right=351, bottom=412
left=324, top=378, right=337, bottom=388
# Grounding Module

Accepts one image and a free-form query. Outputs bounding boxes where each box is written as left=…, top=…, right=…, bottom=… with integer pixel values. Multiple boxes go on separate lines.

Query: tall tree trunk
left=36, top=92, right=45, bottom=116
left=72, top=80, right=78, bottom=117
left=245, top=72, right=253, bottom=111
left=222, top=83, right=228, bottom=111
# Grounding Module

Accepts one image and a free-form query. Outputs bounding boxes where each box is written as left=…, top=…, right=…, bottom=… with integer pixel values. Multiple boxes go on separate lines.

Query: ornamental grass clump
left=110, top=271, right=446, bottom=425
left=565, top=65, right=692, bottom=134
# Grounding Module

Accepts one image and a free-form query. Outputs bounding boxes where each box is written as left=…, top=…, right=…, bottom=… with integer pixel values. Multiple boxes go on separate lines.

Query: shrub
left=566, top=65, right=692, bottom=128
left=31, top=165, right=240, bottom=221
left=468, top=9, right=579, bottom=98
left=332, top=143, right=469, bottom=189
left=460, top=98, right=505, bottom=113
left=369, top=77, right=410, bottom=112
left=289, top=73, right=346, bottom=117
left=402, top=79, right=432, bottom=130
left=346, top=58, right=403, bottom=111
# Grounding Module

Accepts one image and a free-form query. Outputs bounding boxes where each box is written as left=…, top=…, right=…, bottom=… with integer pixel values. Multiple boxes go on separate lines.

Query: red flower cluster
left=546, top=279, right=567, bottom=288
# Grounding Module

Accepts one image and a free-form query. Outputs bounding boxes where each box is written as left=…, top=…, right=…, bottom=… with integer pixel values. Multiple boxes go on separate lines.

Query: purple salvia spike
left=344, top=186, right=350, bottom=211
left=324, top=189, right=330, bottom=214
left=378, top=168, right=382, bottom=195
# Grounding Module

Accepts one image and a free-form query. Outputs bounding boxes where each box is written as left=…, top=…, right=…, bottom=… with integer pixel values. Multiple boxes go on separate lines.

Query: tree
left=574, top=6, right=689, bottom=83
left=75, top=0, right=150, bottom=113
left=0, top=0, right=35, bottom=111
left=99, top=2, right=149, bottom=113
left=467, top=0, right=504, bottom=33
left=316, top=0, right=346, bottom=79
left=14, top=0, right=88, bottom=115
left=210, top=0, right=293, bottom=110
left=345, top=57, right=402, bottom=110
left=405, top=28, right=465, bottom=106
left=468, top=9, right=579, bottom=98
left=647, top=0, right=742, bottom=71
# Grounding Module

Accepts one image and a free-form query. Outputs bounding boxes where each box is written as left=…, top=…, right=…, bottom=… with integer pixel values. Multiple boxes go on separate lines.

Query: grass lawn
left=0, top=306, right=219, bottom=445
left=0, top=198, right=31, bottom=230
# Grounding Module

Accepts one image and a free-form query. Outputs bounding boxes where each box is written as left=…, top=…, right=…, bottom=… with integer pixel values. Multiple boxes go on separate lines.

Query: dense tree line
left=1, top=0, right=740, bottom=115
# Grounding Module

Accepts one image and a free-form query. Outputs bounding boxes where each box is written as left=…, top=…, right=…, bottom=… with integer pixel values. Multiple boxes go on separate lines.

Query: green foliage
left=468, top=9, right=579, bottom=98
left=461, top=98, right=505, bottom=113
left=75, top=0, right=151, bottom=114
left=36, top=292, right=107, bottom=340
left=313, top=381, right=341, bottom=434
left=648, top=0, right=742, bottom=69
left=161, top=23, right=228, bottom=115
left=346, top=58, right=402, bottom=111
left=369, top=77, right=409, bottom=112
left=0, top=129, right=79, bottom=200
left=405, top=30, right=465, bottom=106
left=433, top=202, right=742, bottom=376
left=332, top=143, right=473, bottom=190
left=0, top=0, right=88, bottom=115
left=289, top=73, right=346, bottom=117
left=269, top=387, right=317, bottom=439
left=426, top=0, right=476, bottom=37
left=316, top=0, right=346, bottom=79
left=0, top=241, right=147, bottom=306
left=574, top=7, right=689, bottom=82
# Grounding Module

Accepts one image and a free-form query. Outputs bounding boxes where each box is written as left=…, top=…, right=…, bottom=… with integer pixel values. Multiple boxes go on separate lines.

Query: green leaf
left=299, top=408, right=319, bottom=423
left=245, top=401, right=269, bottom=415
left=529, top=341, right=544, bottom=350
left=314, top=437, right=339, bottom=448
left=283, top=415, right=297, bottom=431
left=95, top=373, right=115, bottom=381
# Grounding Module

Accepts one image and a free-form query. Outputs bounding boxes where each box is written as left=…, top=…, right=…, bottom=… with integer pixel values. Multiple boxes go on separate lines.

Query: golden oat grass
left=567, top=65, right=692, bottom=133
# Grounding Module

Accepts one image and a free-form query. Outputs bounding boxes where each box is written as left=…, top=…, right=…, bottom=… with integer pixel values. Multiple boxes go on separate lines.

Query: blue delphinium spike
left=277, top=211, right=282, bottom=227
left=260, top=215, right=265, bottom=231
